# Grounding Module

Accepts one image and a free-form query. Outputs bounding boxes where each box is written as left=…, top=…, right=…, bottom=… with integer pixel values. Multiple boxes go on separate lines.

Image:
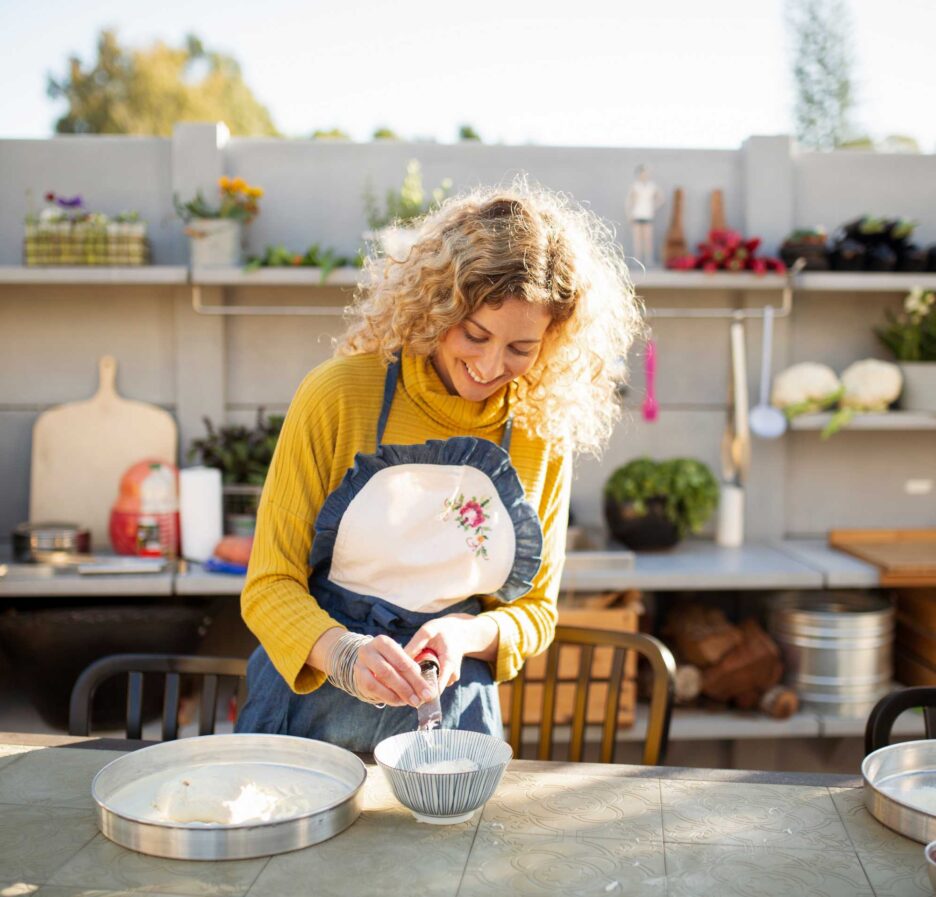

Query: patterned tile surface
left=664, top=843, right=874, bottom=897
left=4, top=739, right=932, bottom=897
left=661, top=779, right=852, bottom=850
left=459, top=831, right=666, bottom=896
left=0, top=804, right=98, bottom=882
left=479, top=771, right=662, bottom=842
left=0, top=748, right=124, bottom=809
left=247, top=815, right=476, bottom=897
left=34, top=890, right=184, bottom=897
left=831, top=788, right=931, bottom=897
left=47, top=837, right=268, bottom=897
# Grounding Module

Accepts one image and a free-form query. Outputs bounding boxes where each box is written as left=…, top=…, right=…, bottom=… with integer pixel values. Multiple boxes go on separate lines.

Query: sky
left=0, top=0, right=934, bottom=150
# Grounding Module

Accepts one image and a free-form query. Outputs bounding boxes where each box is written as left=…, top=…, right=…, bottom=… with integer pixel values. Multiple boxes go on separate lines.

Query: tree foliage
left=47, top=30, right=279, bottom=137
left=786, top=0, right=855, bottom=150
left=458, top=123, right=482, bottom=142
left=312, top=127, right=351, bottom=140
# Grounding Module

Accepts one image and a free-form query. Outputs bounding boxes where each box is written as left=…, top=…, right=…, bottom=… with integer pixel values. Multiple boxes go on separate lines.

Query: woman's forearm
left=462, top=613, right=500, bottom=663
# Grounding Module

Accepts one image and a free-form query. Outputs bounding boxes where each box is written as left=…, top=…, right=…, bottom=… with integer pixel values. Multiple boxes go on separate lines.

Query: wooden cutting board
left=30, top=356, right=178, bottom=550
left=829, top=529, right=936, bottom=586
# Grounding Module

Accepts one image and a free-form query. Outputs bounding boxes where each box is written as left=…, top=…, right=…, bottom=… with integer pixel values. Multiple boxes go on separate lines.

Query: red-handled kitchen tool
left=642, top=339, right=659, bottom=422
left=415, top=648, right=442, bottom=731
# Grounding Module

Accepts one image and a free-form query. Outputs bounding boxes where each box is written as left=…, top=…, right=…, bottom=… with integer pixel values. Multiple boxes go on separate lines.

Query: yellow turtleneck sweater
left=241, top=351, right=571, bottom=694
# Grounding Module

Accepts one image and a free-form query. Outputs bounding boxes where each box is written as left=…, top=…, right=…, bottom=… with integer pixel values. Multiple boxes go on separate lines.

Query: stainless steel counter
left=1, top=539, right=878, bottom=598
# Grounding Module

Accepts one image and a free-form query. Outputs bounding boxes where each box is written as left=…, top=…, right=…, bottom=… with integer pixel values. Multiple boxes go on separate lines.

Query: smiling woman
left=235, top=178, right=644, bottom=753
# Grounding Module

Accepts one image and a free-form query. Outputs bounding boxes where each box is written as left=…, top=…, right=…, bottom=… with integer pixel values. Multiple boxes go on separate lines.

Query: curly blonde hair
left=338, top=179, right=645, bottom=457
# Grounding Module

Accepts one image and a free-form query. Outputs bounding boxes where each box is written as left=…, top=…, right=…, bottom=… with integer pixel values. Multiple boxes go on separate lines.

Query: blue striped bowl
left=374, top=730, right=512, bottom=824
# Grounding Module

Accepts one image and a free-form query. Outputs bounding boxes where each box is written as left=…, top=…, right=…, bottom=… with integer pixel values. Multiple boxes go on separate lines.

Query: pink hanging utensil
left=642, top=338, right=659, bottom=422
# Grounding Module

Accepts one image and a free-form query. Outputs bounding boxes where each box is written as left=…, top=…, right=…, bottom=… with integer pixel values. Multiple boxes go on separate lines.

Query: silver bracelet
left=325, top=632, right=374, bottom=702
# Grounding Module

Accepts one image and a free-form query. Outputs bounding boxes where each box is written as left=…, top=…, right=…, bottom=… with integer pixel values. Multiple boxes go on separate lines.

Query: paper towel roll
left=179, top=466, right=223, bottom=562
left=716, top=484, right=744, bottom=548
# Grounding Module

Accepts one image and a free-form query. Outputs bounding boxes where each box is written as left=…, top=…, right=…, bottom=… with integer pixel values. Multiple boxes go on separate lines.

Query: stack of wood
left=660, top=604, right=799, bottom=719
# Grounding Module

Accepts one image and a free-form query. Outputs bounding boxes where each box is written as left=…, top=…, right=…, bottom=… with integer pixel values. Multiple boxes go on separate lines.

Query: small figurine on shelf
left=626, top=165, right=664, bottom=267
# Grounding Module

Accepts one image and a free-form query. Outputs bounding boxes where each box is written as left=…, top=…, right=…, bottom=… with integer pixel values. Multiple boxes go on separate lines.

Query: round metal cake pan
left=862, top=739, right=936, bottom=844
left=92, top=734, right=366, bottom=860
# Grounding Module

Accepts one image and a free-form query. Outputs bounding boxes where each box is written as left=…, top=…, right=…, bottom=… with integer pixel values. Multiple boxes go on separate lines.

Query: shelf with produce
left=790, top=411, right=936, bottom=431
left=3, top=265, right=932, bottom=293
left=795, top=272, right=936, bottom=292
left=0, top=265, right=189, bottom=285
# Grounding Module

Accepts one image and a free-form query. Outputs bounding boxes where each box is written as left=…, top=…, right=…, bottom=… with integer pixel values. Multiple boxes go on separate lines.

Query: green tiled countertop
left=0, top=734, right=927, bottom=897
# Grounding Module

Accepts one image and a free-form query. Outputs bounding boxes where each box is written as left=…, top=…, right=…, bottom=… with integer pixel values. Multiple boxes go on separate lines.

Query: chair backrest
left=68, top=653, right=248, bottom=741
left=505, top=625, right=676, bottom=765
left=865, top=686, right=936, bottom=755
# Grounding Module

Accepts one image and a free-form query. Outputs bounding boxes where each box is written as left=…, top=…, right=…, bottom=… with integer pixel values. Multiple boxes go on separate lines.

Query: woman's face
left=431, top=298, right=552, bottom=401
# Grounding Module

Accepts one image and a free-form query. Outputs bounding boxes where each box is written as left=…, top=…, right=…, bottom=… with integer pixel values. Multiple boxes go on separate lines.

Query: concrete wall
left=1, top=125, right=935, bottom=543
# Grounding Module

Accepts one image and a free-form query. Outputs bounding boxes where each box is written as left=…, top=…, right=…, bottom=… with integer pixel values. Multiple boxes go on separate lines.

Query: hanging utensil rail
left=645, top=258, right=806, bottom=320
left=190, top=283, right=348, bottom=316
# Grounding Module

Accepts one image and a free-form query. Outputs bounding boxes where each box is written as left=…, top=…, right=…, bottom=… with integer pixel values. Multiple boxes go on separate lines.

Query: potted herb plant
left=187, top=409, right=284, bottom=535
left=875, top=287, right=936, bottom=412
left=363, top=159, right=452, bottom=260
left=175, top=176, right=264, bottom=267
left=604, top=457, right=719, bottom=551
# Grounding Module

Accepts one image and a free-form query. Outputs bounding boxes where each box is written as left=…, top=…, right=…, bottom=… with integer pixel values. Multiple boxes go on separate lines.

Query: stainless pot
left=11, top=522, right=91, bottom=563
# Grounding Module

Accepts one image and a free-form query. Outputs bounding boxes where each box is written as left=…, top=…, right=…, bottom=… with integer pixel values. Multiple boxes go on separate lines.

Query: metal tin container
left=92, top=734, right=366, bottom=860
left=863, top=740, right=936, bottom=843
left=11, top=521, right=91, bottom=562
left=769, top=591, right=894, bottom=717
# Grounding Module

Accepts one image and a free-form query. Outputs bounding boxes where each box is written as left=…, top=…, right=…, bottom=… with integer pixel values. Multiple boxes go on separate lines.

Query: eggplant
left=830, top=238, right=866, bottom=271
left=866, top=242, right=897, bottom=271
left=897, top=244, right=928, bottom=272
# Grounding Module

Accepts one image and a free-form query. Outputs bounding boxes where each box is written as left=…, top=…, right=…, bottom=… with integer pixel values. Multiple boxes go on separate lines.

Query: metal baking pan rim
left=862, top=740, right=936, bottom=822
left=91, top=734, right=367, bottom=829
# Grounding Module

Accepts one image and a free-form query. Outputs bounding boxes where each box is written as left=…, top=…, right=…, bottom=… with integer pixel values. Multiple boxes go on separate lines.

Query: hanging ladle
left=748, top=304, right=787, bottom=439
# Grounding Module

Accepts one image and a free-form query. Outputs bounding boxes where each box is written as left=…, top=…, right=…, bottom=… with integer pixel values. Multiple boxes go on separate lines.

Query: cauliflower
left=840, top=359, right=903, bottom=411
left=822, top=358, right=903, bottom=438
left=771, top=362, right=843, bottom=419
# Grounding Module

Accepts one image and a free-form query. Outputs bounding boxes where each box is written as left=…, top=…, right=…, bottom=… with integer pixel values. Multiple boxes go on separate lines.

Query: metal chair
left=505, top=625, right=676, bottom=765
left=865, top=686, right=936, bottom=755
left=69, top=653, right=248, bottom=741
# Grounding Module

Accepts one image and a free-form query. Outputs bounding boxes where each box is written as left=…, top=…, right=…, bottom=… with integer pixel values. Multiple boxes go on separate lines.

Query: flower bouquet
left=175, top=177, right=264, bottom=267
left=876, top=287, right=936, bottom=412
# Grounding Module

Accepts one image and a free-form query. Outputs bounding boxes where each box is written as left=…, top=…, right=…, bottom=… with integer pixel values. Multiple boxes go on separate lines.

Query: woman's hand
left=404, top=614, right=499, bottom=691
left=309, top=628, right=431, bottom=708
left=353, top=635, right=434, bottom=707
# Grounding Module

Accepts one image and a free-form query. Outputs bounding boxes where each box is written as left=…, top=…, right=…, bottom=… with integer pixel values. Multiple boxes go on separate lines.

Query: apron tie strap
left=375, top=356, right=401, bottom=447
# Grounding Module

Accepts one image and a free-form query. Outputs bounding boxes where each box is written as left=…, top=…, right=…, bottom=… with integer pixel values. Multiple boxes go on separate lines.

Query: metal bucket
left=768, top=592, right=894, bottom=717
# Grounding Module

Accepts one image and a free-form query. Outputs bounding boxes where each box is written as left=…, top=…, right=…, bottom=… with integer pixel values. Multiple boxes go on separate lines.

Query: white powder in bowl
left=415, top=759, right=480, bottom=774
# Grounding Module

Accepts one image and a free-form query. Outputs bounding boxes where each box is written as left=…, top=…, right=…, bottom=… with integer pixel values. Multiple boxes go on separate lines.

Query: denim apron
left=236, top=357, right=543, bottom=753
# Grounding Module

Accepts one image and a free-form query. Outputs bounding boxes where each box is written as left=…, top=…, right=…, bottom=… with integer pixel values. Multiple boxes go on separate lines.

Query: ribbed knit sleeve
left=480, top=450, right=571, bottom=682
left=241, top=362, right=349, bottom=694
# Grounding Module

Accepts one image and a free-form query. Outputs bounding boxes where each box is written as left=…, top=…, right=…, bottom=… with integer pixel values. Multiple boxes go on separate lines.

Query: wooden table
left=0, top=732, right=928, bottom=897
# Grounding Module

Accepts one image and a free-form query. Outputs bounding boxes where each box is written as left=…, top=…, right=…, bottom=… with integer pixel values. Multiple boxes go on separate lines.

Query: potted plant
left=363, top=159, right=452, bottom=260
left=187, top=409, right=284, bottom=535
left=875, top=287, right=936, bottom=412
left=175, top=176, right=264, bottom=268
left=604, top=457, right=719, bottom=551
